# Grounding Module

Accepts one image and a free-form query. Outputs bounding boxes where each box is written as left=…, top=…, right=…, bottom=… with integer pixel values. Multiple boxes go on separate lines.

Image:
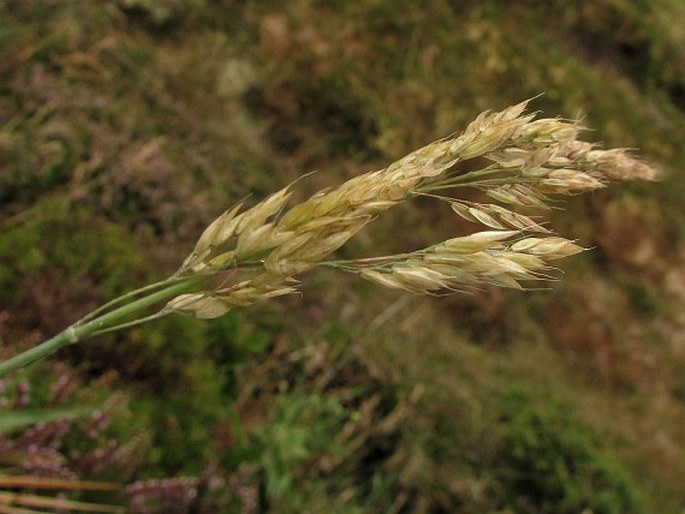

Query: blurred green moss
left=492, top=388, right=643, bottom=514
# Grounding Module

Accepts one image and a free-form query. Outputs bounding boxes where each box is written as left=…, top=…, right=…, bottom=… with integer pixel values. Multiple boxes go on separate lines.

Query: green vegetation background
left=1, top=1, right=684, bottom=512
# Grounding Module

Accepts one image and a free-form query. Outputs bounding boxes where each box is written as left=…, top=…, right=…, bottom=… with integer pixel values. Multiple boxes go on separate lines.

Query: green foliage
left=0, top=407, right=92, bottom=432
left=100, top=313, right=275, bottom=476
left=492, top=388, right=643, bottom=514
left=249, top=393, right=349, bottom=508
left=0, top=205, right=147, bottom=309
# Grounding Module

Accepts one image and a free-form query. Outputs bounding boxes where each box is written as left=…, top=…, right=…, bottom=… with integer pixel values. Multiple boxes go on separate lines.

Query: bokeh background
left=1, top=1, right=684, bottom=512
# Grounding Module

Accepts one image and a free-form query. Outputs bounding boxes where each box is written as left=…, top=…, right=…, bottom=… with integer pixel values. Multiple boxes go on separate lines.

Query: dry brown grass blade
left=0, top=491, right=123, bottom=513
left=0, top=475, right=120, bottom=492
left=0, top=504, right=48, bottom=514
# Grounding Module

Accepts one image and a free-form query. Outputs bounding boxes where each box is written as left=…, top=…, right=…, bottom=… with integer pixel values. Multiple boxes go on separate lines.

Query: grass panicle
left=166, top=99, right=658, bottom=319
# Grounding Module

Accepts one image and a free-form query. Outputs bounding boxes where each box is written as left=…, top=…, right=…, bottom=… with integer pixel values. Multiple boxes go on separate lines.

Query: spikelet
left=513, top=117, right=582, bottom=146
left=451, top=201, right=551, bottom=233
left=179, top=186, right=293, bottom=274
left=588, top=148, right=660, bottom=181
left=448, top=100, right=534, bottom=159
left=509, top=237, right=584, bottom=259
left=538, top=169, right=606, bottom=193
left=485, top=184, right=551, bottom=209
left=180, top=202, right=244, bottom=272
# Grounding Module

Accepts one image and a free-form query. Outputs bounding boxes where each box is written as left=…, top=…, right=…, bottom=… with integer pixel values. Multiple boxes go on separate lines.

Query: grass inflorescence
left=166, top=100, right=657, bottom=318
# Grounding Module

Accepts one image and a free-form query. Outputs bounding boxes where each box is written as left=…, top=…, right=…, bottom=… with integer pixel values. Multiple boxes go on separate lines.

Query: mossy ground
left=1, top=1, right=684, bottom=512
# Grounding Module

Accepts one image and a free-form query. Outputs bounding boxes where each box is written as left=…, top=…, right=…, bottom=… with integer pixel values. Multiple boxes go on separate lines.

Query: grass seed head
left=169, top=100, right=657, bottom=317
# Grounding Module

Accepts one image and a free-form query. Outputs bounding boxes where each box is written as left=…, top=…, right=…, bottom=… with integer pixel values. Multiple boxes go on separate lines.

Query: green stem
left=421, top=176, right=535, bottom=191
left=0, top=275, right=207, bottom=378
left=411, top=191, right=457, bottom=203
left=320, top=252, right=414, bottom=271
left=417, top=166, right=509, bottom=191
left=74, top=275, right=190, bottom=326
left=89, top=310, right=169, bottom=337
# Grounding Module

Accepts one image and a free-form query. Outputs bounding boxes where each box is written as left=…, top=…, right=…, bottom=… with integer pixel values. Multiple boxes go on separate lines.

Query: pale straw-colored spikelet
left=588, top=148, right=660, bottom=181
left=509, top=237, right=584, bottom=259
left=538, top=169, right=606, bottom=193
left=166, top=100, right=658, bottom=319
left=513, top=117, right=582, bottom=146
left=180, top=185, right=294, bottom=273
left=448, top=100, right=534, bottom=159
left=450, top=201, right=552, bottom=233
left=485, top=184, right=551, bottom=208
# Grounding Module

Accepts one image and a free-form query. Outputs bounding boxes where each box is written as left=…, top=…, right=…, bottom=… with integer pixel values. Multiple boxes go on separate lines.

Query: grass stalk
left=0, top=100, right=658, bottom=374
left=0, top=276, right=207, bottom=378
